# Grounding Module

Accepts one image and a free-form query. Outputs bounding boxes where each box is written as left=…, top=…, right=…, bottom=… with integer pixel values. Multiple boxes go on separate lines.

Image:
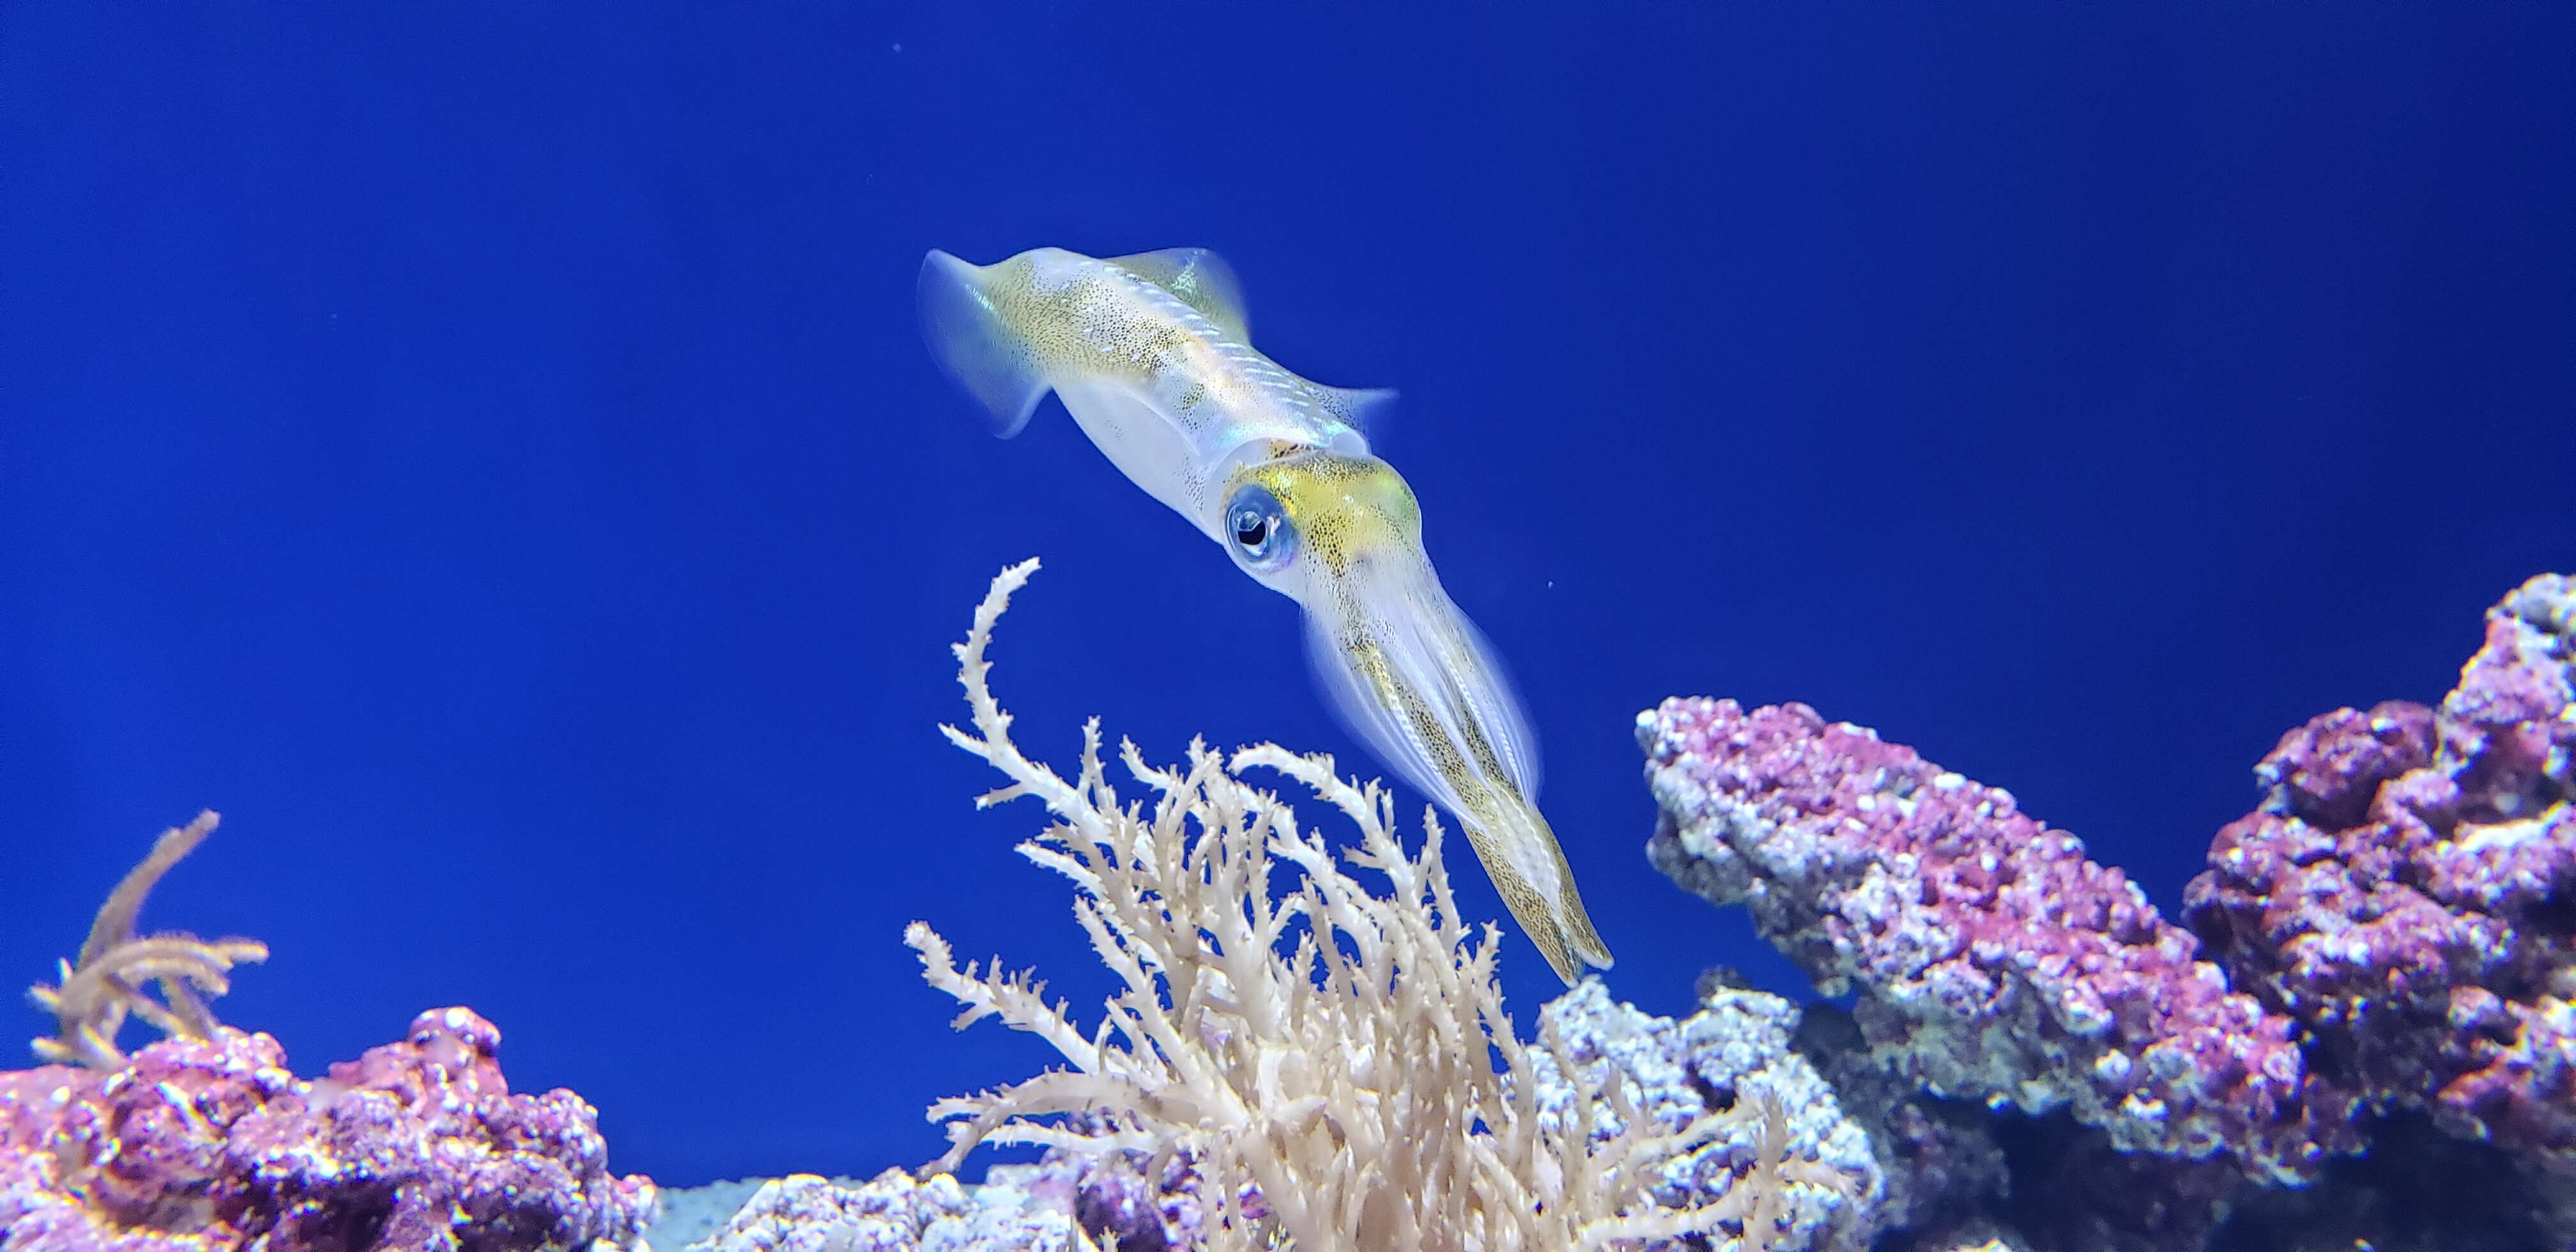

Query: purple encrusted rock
left=1019, top=1118, right=1222, bottom=1252
left=1640, top=698, right=2345, bottom=1182
left=2251, top=700, right=2438, bottom=830
left=1063, top=1149, right=1221, bottom=1252
left=0, top=1007, right=656, bottom=1252
left=2184, top=574, right=2576, bottom=1183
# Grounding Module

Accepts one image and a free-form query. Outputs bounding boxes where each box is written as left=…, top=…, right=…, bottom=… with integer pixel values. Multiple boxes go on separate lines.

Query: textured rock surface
left=1528, top=979, right=1882, bottom=1251
left=650, top=1177, right=834, bottom=1249
left=2183, top=574, right=2576, bottom=1184
left=1636, top=572, right=2576, bottom=1249
left=0, top=1007, right=655, bottom=1252
left=1791, top=1002, right=2009, bottom=1234
left=1639, top=697, right=2338, bottom=1180
left=680, top=1168, right=1091, bottom=1252
left=655, top=1150, right=1214, bottom=1252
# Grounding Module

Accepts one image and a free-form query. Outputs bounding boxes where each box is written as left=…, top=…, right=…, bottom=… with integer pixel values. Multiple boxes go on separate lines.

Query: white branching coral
left=908, top=560, right=1819, bottom=1251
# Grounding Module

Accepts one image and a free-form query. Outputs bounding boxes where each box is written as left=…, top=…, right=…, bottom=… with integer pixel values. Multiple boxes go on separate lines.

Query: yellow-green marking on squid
left=919, top=245, right=1611, bottom=983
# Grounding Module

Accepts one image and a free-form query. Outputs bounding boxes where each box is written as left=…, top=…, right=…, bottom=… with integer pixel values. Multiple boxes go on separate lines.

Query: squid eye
left=1225, top=484, right=1298, bottom=570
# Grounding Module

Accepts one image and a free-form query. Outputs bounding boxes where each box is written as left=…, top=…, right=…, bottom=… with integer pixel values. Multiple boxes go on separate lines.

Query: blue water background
left=4, top=6, right=2572, bottom=1186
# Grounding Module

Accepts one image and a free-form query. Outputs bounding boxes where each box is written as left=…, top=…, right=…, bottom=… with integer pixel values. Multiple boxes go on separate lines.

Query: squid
left=917, top=245, right=1611, bottom=983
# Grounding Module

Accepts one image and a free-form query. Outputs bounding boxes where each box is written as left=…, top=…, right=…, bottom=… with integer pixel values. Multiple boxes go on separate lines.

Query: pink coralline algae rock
left=1640, top=698, right=2343, bottom=1183
left=2183, top=574, right=2576, bottom=1174
left=0, top=1007, right=656, bottom=1252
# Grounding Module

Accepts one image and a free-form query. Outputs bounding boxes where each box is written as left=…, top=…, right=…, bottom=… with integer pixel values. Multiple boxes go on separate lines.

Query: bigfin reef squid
left=917, top=245, right=1612, bottom=984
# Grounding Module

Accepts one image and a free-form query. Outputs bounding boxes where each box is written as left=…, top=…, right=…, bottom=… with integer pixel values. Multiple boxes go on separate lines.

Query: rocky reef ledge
left=10, top=574, right=2567, bottom=1252
left=1, top=1007, right=656, bottom=1251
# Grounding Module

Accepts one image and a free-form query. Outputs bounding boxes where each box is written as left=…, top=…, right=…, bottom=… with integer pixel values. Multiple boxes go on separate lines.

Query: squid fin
left=917, top=249, right=1049, bottom=438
